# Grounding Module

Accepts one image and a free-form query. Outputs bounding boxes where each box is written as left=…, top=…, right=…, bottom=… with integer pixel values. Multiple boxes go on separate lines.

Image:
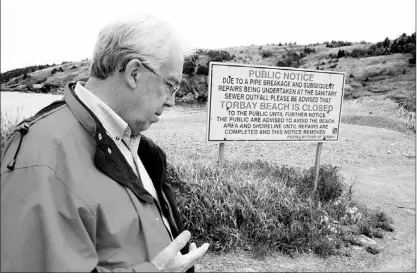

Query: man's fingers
left=198, top=243, right=210, bottom=256
left=186, top=243, right=210, bottom=261
left=166, top=230, right=191, bottom=253
left=184, top=243, right=209, bottom=272
left=189, top=242, right=197, bottom=252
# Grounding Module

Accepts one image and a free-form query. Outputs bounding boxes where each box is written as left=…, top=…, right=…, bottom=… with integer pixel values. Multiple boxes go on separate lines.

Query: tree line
left=0, top=64, right=56, bottom=84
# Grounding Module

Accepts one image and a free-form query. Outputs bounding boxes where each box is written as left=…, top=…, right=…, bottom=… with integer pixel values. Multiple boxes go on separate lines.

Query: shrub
left=299, top=164, right=346, bottom=202
left=261, top=50, right=273, bottom=58
left=350, top=48, right=368, bottom=58
left=206, top=50, right=234, bottom=62
left=196, top=64, right=209, bottom=75
left=211, top=56, right=224, bottom=62
left=276, top=51, right=304, bottom=68
left=366, top=245, right=381, bottom=255
left=169, top=160, right=363, bottom=257
left=409, top=51, right=416, bottom=65
left=303, top=46, right=316, bottom=54
left=182, top=57, right=196, bottom=75
left=337, top=50, right=345, bottom=58
left=325, top=40, right=353, bottom=48
left=51, top=68, right=58, bottom=75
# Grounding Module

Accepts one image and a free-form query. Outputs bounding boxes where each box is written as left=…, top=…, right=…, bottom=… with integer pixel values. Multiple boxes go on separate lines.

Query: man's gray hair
left=89, top=14, right=192, bottom=79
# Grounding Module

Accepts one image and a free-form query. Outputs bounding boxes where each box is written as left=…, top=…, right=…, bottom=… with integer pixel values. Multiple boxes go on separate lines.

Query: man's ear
left=123, top=59, right=142, bottom=89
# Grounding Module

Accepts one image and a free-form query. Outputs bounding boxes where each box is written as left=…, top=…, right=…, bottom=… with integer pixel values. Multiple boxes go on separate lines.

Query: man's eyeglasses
left=119, top=61, right=180, bottom=97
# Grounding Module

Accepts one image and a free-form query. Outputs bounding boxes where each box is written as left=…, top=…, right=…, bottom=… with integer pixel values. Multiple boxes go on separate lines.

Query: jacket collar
left=64, top=82, right=157, bottom=204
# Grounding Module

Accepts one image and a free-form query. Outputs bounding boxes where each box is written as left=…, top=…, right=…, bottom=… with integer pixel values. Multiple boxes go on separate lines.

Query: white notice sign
left=207, top=62, right=345, bottom=142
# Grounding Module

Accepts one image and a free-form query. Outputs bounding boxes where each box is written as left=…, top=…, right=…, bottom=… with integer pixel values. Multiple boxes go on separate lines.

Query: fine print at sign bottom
left=207, top=62, right=345, bottom=142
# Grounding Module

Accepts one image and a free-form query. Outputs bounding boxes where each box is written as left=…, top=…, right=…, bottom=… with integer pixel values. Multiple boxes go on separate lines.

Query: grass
left=1, top=111, right=21, bottom=152
left=341, top=115, right=415, bottom=134
left=1, top=108, right=396, bottom=260
left=167, top=158, right=395, bottom=259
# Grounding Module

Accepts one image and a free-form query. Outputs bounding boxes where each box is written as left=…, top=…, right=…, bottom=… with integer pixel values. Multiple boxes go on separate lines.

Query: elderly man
left=1, top=15, right=208, bottom=272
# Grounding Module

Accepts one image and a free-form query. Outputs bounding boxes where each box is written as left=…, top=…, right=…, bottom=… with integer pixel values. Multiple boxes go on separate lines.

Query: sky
left=1, top=0, right=415, bottom=72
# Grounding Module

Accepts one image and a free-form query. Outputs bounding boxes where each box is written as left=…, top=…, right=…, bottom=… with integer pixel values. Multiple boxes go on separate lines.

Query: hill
left=1, top=33, right=415, bottom=112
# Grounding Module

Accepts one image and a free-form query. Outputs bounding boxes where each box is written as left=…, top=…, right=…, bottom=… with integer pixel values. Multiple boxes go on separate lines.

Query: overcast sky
left=1, top=0, right=415, bottom=72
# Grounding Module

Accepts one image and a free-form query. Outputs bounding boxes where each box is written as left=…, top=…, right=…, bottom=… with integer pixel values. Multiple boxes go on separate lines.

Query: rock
left=35, top=77, right=47, bottom=84
left=358, top=235, right=377, bottom=246
left=32, top=84, right=44, bottom=90
left=365, top=245, right=382, bottom=255
left=43, top=77, right=65, bottom=92
left=177, top=93, right=195, bottom=102
left=16, top=84, right=28, bottom=90
left=197, top=76, right=207, bottom=84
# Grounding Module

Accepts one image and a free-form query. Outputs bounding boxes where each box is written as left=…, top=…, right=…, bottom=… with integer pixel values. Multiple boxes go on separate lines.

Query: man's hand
left=150, top=230, right=209, bottom=272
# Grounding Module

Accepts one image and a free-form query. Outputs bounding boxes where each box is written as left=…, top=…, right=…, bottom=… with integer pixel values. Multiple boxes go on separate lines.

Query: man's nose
left=164, top=94, right=175, bottom=107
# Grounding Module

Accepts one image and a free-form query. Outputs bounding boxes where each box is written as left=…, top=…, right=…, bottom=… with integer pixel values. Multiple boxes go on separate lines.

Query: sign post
left=218, top=142, right=225, bottom=168
left=312, top=142, right=323, bottom=195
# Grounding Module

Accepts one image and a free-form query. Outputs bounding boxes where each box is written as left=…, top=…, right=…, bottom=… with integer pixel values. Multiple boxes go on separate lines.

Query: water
left=0, top=91, right=207, bottom=123
left=1, top=92, right=63, bottom=123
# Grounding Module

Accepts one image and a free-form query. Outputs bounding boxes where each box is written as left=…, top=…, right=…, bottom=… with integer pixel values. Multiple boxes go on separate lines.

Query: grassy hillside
left=1, top=33, right=415, bottom=112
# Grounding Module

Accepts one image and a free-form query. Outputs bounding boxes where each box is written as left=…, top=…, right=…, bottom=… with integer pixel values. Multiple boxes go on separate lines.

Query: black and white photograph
left=1, top=0, right=415, bottom=271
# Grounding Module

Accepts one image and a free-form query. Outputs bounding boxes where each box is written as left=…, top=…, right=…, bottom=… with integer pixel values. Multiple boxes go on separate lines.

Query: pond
left=0, top=91, right=208, bottom=123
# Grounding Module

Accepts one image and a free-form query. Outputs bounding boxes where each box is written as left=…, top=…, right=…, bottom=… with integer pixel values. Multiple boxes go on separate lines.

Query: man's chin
left=133, top=122, right=152, bottom=135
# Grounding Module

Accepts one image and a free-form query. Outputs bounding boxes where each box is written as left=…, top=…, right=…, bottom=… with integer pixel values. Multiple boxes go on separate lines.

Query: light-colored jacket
left=1, top=83, right=189, bottom=272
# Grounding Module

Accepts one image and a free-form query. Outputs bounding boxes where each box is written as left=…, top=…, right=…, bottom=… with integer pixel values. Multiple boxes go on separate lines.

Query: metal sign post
left=218, top=143, right=225, bottom=168
left=312, top=142, right=323, bottom=195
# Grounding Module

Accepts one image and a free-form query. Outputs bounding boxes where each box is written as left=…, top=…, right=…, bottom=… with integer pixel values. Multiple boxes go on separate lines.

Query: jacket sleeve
left=0, top=165, right=159, bottom=272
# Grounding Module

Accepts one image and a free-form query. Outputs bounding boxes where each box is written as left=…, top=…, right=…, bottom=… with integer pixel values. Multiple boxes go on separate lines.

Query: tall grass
left=168, top=159, right=394, bottom=258
left=1, top=111, right=21, bottom=153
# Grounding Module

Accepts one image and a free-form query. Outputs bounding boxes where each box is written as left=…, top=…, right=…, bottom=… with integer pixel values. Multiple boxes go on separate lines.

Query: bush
left=325, top=40, right=353, bottom=48
left=206, top=50, right=234, bottom=62
left=337, top=50, right=345, bottom=58
left=51, top=68, right=58, bottom=75
left=276, top=51, right=304, bottom=68
left=196, top=64, right=209, bottom=75
left=350, top=48, right=368, bottom=58
left=211, top=56, right=224, bottom=62
left=303, top=46, right=316, bottom=54
left=169, top=160, right=360, bottom=257
left=261, top=50, right=273, bottom=58
left=182, top=57, right=196, bottom=75
left=409, top=52, right=416, bottom=65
